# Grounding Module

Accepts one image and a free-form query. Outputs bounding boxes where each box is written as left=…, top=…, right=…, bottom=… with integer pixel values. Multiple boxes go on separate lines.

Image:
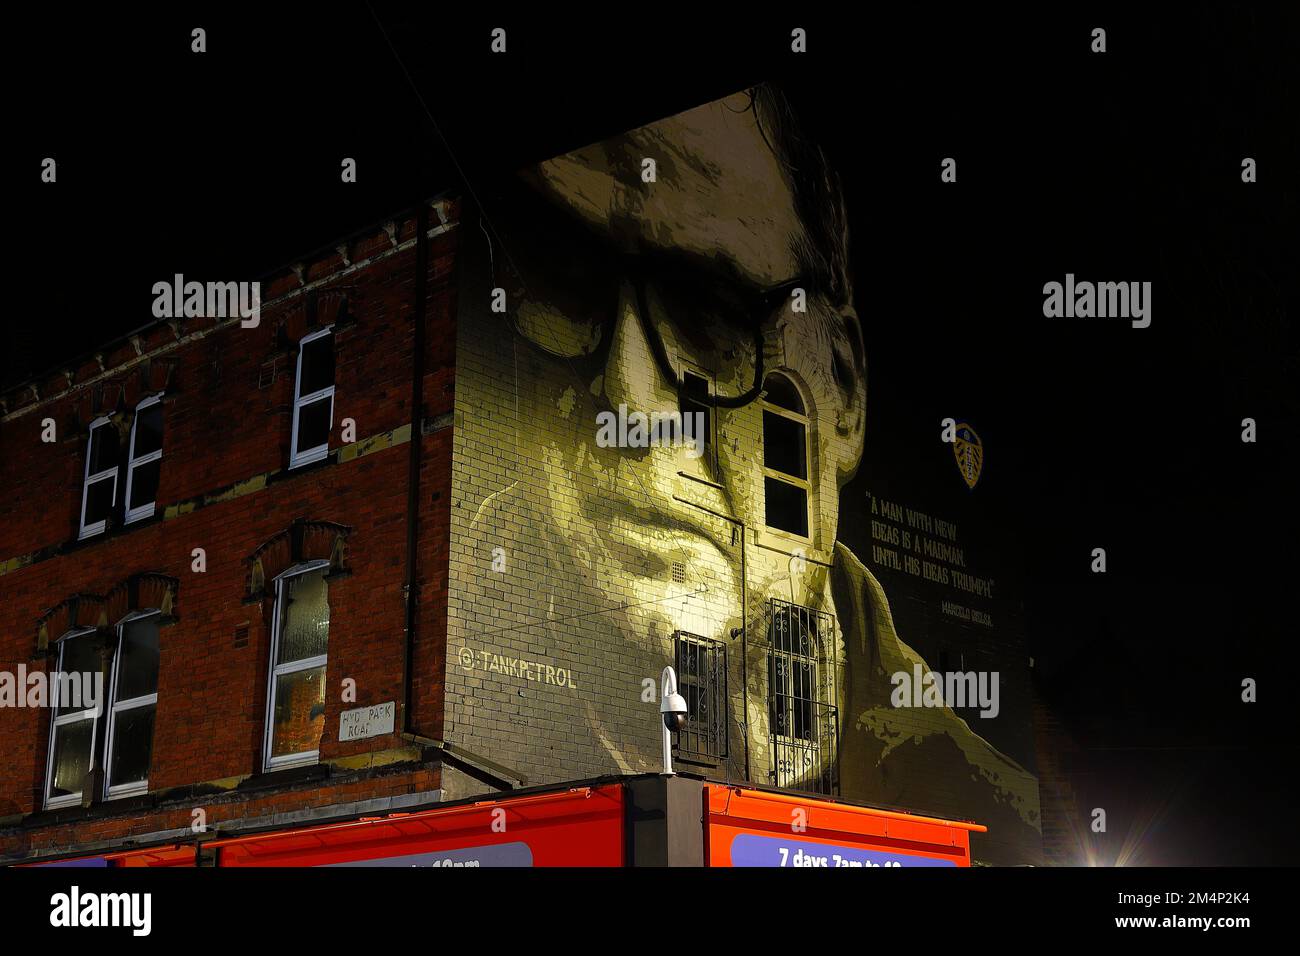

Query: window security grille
left=767, top=597, right=839, bottom=795
left=672, top=631, right=728, bottom=762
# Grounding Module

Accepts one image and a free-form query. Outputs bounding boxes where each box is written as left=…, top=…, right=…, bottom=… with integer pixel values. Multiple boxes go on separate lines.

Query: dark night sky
left=9, top=7, right=1297, bottom=864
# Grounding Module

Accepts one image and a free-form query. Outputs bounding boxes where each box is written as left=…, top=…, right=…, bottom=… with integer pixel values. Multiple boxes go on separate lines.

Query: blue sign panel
left=35, top=857, right=111, bottom=868
left=324, top=841, right=534, bottom=867
left=730, top=834, right=956, bottom=867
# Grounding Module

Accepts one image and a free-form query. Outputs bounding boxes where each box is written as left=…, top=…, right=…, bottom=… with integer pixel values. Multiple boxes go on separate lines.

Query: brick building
left=1, top=198, right=462, bottom=862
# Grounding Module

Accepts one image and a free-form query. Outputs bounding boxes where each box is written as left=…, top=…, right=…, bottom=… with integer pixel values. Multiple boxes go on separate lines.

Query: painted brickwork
left=442, top=92, right=1041, bottom=865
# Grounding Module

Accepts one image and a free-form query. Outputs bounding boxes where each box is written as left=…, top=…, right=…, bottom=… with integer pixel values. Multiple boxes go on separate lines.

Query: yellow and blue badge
left=953, top=422, right=983, bottom=489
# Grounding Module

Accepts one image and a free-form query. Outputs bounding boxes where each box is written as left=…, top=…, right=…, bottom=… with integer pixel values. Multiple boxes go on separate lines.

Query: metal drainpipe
left=724, top=516, right=751, bottom=783
left=402, top=203, right=430, bottom=735
left=739, top=519, right=750, bottom=782
left=679, top=494, right=752, bottom=783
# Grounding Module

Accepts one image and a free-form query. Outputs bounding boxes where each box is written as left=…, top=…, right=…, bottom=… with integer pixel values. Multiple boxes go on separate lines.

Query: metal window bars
left=672, top=631, right=728, bottom=761
left=767, top=598, right=839, bottom=795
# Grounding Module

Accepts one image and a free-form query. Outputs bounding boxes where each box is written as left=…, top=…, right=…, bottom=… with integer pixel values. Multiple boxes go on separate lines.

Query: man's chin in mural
left=469, top=87, right=1041, bottom=863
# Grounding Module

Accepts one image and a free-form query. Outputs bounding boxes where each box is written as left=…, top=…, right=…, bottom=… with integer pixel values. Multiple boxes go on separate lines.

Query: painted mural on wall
left=448, top=86, right=1041, bottom=864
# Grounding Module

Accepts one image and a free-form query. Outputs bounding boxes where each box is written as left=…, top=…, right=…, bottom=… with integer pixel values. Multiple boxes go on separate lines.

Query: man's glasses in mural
left=510, top=250, right=803, bottom=411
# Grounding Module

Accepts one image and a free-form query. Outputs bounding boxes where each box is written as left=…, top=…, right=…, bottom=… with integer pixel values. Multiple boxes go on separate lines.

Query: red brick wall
left=0, top=200, right=458, bottom=859
left=13, top=768, right=442, bottom=860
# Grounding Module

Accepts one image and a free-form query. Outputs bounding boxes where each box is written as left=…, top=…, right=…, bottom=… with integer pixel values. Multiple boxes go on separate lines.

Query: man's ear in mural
left=831, top=304, right=867, bottom=482
left=773, top=291, right=867, bottom=497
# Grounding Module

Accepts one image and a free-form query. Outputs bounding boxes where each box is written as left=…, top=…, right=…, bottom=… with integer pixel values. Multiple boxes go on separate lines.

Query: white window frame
left=78, top=417, right=118, bottom=539
left=102, top=610, right=161, bottom=799
left=760, top=375, right=813, bottom=541
left=263, top=560, right=331, bottom=771
left=43, top=627, right=101, bottom=809
left=123, top=393, right=164, bottom=524
left=289, top=326, right=335, bottom=469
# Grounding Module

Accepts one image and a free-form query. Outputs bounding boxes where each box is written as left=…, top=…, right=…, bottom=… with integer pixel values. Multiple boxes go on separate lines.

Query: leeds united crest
left=953, top=422, right=983, bottom=490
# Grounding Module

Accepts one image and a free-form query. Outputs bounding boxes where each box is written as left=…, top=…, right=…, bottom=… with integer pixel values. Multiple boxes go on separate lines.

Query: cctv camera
left=661, top=691, right=688, bottom=732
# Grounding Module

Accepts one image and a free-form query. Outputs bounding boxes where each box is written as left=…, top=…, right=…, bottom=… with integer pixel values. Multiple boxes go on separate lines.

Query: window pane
left=88, top=424, right=120, bottom=474
left=270, top=665, right=326, bottom=758
left=116, top=617, right=160, bottom=701
left=763, top=410, right=807, bottom=478
left=277, top=570, right=330, bottom=664
left=84, top=475, right=116, bottom=527
left=681, top=641, right=699, bottom=676
left=132, top=404, right=163, bottom=457
left=764, top=476, right=808, bottom=537
left=790, top=665, right=811, bottom=738
left=771, top=609, right=792, bottom=653
left=295, top=396, right=332, bottom=454
left=298, top=334, right=335, bottom=396
left=772, top=656, right=789, bottom=735
left=128, top=460, right=161, bottom=511
left=49, top=718, right=94, bottom=799
left=684, top=372, right=710, bottom=403
left=763, top=375, right=804, bottom=414
left=57, top=633, right=101, bottom=716
left=684, top=400, right=711, bottom=451
left=683, top=681, right=701, bottom=716
left=681, top=375, right=712, bottom=461
left=108, top=704, right=155, bottom=789
left=779, top=608, right=814, bottom=658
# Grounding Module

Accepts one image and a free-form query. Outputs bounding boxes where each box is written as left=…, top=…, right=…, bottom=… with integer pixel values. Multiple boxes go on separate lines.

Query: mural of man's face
left=488, top=91, right=867, bottom=647
left=456, top=98, right=1041, bottom=836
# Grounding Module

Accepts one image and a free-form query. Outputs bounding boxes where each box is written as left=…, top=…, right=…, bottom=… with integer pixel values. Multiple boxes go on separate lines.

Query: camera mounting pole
left=660, top=665, right=687, bottom=776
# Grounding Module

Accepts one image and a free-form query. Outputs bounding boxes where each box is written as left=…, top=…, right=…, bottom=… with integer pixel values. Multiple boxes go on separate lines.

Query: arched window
left=36, top=577, right=175, bottom=808
left=44, top=628, right=101, bottom=808
left=761, top=373, right=810, bottom=537
left=103, top=611, right=161, bottom=797
left=43, top=610, right=162, bottom=807
left=264, top=560, right=331, bottom=769
left=768, top=599, right=838, bottom=795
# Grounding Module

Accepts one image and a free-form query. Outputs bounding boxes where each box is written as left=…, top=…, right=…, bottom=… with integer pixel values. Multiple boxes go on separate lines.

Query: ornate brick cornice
left=245, top=518, right=353, bottom=603
left=35, top=572, right=179, bottom=652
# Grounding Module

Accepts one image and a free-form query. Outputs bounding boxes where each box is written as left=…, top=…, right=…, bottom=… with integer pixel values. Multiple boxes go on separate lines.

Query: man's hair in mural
left=749, top=84, right=853, bottom=311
